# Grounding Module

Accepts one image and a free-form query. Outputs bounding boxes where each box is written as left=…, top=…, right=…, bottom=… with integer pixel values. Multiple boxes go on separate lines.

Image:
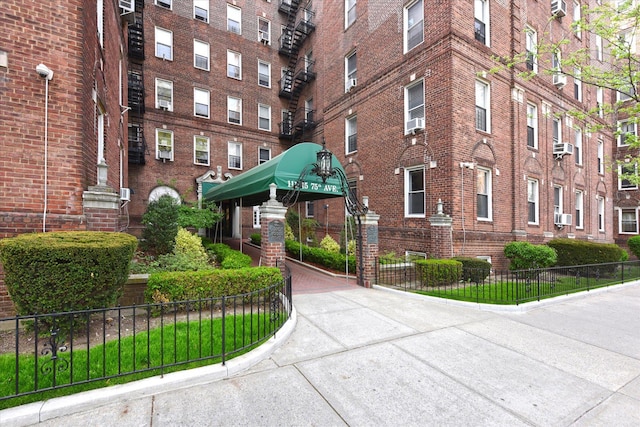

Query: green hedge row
left=415, top=259, right=462, bottom=287
left=285, top=239, right=356, bottom=273
left=451, top=257, right=491, bottom=283
left=202, top=242, right=252, bottom=269
left=547, top=238, right=624, bottom=267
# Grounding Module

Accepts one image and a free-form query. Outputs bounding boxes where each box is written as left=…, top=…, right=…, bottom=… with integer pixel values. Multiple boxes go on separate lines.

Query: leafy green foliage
left=451, top=257, right=492, bottom=284
left=174, top=227, right=209, bottom=266
left=285, top=239, right=356, bottom=273
left=202, top=242, right=252, bottom=269
left=177, top=202, right=221, bottom=230
left=547, top=238, right=624, bottom=267
left=0, top=232, right=137, bottom=315
left=503, top=242, right=557, bottom=270
left=414, top=259, right=462, bottom=287
left=319, top=235, right=340, bottom=253
left=141, top=195, right=179, bottom=255
left=285, top=210, right=300, bottom=240
left=284, top=222, right=295, bottom=241
left=250, top=233, right=262, bottom=246
left=628, top=235, right=640, bottom=259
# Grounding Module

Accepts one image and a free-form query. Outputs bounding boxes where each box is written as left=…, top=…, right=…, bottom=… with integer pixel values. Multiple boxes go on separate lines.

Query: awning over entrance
left=204, top=142, right=347, bottom=206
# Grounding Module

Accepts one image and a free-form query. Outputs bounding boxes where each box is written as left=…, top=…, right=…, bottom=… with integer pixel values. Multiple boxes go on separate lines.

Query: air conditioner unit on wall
left=553, top=73, right=567, bottom=88
left=551, top=0, right=567, bottom=17
left=348, top=78, right=357, bottom=90
left=158, top=149, right=172, bottom=160
left=553, top=142, right=574, bottom=157
left=260, top=34, right=270, bottom=44
left=120, top=187, right=131, bottom=202
left=119, top=0, right=134, bottom=13
left=158, top=99, right=171, bottom=110
left=554, top=213, right=572, bottom=226
left=406, top=117, right=425, bottom=134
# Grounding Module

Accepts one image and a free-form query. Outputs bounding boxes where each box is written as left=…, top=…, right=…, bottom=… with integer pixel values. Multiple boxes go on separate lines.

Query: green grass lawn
left=0, top=312, right=285, bottom=409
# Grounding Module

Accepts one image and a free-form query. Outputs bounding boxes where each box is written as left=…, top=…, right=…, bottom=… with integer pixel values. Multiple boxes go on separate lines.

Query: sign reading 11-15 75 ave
left=287, top=180, right=342, bottom=195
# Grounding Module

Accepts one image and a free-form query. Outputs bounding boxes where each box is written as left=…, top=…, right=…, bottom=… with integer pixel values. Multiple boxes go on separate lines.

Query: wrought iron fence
left=0, top=273, right=292, bottom=402
left=376, top=259, right=640, bottom=305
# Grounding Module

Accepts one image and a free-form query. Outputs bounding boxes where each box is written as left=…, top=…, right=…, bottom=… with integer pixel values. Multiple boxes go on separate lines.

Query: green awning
left=204, top=142, right=346, bottom=206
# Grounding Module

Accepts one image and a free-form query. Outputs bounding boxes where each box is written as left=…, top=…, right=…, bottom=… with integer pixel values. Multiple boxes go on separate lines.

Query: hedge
left=451, top=257, right=491, bottom=284
left=202, top=242, right=252, bottom=269
left=285, top=239, right=356, bottom=273
left=414, top=259, right=462, bottom=287
left=547, top=238, right=624, bottom=267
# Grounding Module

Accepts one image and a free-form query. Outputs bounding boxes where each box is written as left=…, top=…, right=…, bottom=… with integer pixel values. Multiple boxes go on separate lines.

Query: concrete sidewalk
left=3, top=281, right=640, bottom=426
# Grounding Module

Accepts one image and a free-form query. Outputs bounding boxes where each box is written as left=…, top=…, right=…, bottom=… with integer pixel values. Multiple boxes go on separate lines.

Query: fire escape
left=277, top=0, right=316, bottom=144
left=126, top=0, right=146, bottom=165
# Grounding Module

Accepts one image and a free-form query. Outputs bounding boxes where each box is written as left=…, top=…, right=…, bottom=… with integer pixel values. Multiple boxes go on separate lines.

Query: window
left=194, top=40, right=210, bottom=70
left=595, top=34, right=603, bottom=61
left=346, top=0, right=356, bottom=28
left=253, top=206, right=261, bottom=228
left=527, top=178, right=539, bottom=224
left=553, top=117, right=562, bottom=144
left=619, top=29, right=637, bottom=54
left=227, top=50, right=242, bottom=79
left=620, top=208, right=638, bottom=234
left=194, top=135, right=209, bottom=166
left=97, top=105, right=105, bottom=163
left=258, top=104, right=271, bottom=131
left=618, top=85, right=633, bottom=102
left=552, top=49, right=562, bottom=74
left=574, top=69, right=582, bottom=102
left=405, top=79, right=424, bottom=133
left=597, top=140, right=604, bottom=174
left=194, top=0, right=208, bottom=22
left=97, top=0, right=104, bottom=47
left=474, top=0, right=490, bottom=46
left=155, top=27, right=173, bottom=60
left=258, top=147, right=271, bottom=164
left=156, top=129, right=173, bottom=161
left=155, top=78, right=173, bottom=110
left=405, top=166, right=425, bottom=217
left=258, top=61, right=271, bottom=87
left=575, top=190, right=584, bottom=229
left=258, top=18, right=270, bottom=44
left=525, top=27, right=537, bottom=73
left=305, top=51, right=314, bottom=74
left=596, top=87, right=604, bottom=118
left=155, top=0, right=171, bottom=8
left=346, top=115, right=357, bottom=154
left=573, top=1, right=581, bottom=39
left=194, top=88, right=209, bottom=118
left=553, top=185, right=564, bottom=219
left=618, top=120, right=637, bottom=146
left=345, top=51, right=357, bottom=92
left=574, top=128, right=582, bottom=165
left=228, top=97, right=242, bottom=125
left=305, top=98, right=314, bottom=124
left=281, top=109, right=292, bottom=136
left=597, top=196, right=605, bottom=232
left=527, top=103, right=538, bottom=148
left=306, top=201, right=315, bottom=218
left=618, top=163, right=638, bottom=190
left=475, top=80, right=490, bottom=132
left=228, top=142, right=242, bottom=170
left=404, top=0, right=424, bottom=52
left=477, top=167, right=492, bottom=220
left=227, top=5, right=241, bottom=34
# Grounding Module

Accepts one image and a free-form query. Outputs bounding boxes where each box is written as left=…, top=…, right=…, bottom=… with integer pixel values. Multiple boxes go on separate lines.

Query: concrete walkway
left=2, top=260, right=640, bottom=426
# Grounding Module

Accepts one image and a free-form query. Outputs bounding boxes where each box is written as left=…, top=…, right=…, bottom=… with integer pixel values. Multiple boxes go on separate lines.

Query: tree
left=141, top=195, right=179, bottom=255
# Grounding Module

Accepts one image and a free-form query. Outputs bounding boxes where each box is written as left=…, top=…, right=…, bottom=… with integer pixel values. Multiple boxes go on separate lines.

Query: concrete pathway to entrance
left=2, top=250, right=639, bottom=426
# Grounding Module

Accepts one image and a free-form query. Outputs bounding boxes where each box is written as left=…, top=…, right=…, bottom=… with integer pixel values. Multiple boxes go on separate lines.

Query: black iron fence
left=0, top=273, right=292, bottom=403
left=376, top=259, right=640, bottom=305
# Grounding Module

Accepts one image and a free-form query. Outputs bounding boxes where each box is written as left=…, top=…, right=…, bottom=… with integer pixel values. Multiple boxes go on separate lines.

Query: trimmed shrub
left=452, top=257, right=491, bottom=284
left=174, top=227, right=209, bottom=266
left=414, top=259, right=462, bottom=287
left=284, top=223, right=295, bottom=241
left=285, top=239, right=356, bottom=273
left=141, top=195, right=179, bottom=255
left=202, top=242, right=252, bottom=269
left=0, top=231, right=137, bottom=315
left=504, top=242, right=557, bottom=270
left=547, top=238, right=624, bottom=267
left=320, top=235, right=340, bottom=253
left=627, top=235, right=640, bottom=259
left=250, top=233, right=262, bottom=246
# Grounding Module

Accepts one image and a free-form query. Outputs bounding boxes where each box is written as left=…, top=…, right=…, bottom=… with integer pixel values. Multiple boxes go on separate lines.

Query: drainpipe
left=36, top=64, right=54, bottom=232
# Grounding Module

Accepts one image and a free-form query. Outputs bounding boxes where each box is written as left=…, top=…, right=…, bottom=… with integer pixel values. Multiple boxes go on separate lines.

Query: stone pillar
left=357, top=210, right=380, bottom=288
left=82, top=188, right=120, bottom=232
left=259, top=184, right=287, bottom=276
left=429, top=199, right=453, bottom=259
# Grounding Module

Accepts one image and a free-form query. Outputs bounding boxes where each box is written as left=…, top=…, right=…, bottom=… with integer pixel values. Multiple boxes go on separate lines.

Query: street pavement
left=2, top=256, right=639, bottom=426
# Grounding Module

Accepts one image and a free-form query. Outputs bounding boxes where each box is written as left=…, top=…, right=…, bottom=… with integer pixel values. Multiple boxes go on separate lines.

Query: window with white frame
left=346, top=115, right=357, bottom=154
left=595, top=34, right=603, bottom=61
left=258, top=61, right=271, bottom=87
left=155, top=27, right=173, bottom=60
left=477, top=167, right=492, bottom=220
left=618, top=85, right=633, bottom=102
left=619, top=29, right=637, bottom=54
left=527, top=178, right=539, bottom=224
left=155, top=78, right=173, bottom=110
left=194, top=39, right=209, bottom=70
left=194, top=88, right=209, bottom=118
left=155, top=0, right=171, bottom=8
left=552, top=49, right=562, bottom=74
left=346, top=0, right=356, bottom=28
left=228, top=141, right=242, bottom=170
left=404, top=0, right=424, bottom=52
left=618, top=120, right=637, bottom=146
left=620, top=208, right=638, bottom=234
left=574, top=68, right=582, bottom=101
left=525, top=27, right=537, bottom=73
left=258, top=17, right=270, bottom=44
left=97, top=105, right=105, bottom=162
left=553, top=116, right=562, bottom=144
left=227, top=50, right=242, bottom=79
left=574, top=128, right=583, bottom=165
left=156, top=129, right=173, bottom=161
left=227, top=5, right=241, bottom=34
left=305, top=98, right=314, bottom=124
left=194, top=0, right=208, bottom=22
left=305, top=51, right=313, bottom=74
left=228, top=96, right=242, bottom=125
left=597, top=140, right=604, bottom=174
left=474, top=0, right=490, bottom=46
left=405, top=166, right=425, bottom=217
left=194, top=135, right=209, bottom=166
left=475, top=80, right=490, bottom=132
left=597, top=196, right=605, bottom=232
left=553, top=185, right=564, bottom=219
left=404, top=79, right=424, bottom=133
left=97, top=0, right=104, bottom=47
left=618, top=163, right=638, bottom=190
left=306, top=201, right=315, bottom=218
left=253, top=206, right=261, bottom=228
left=596, top=87, right=604, bottom=118
left=345, top=50, right=357, bottom=92
left=575, top=190, right=584, bottom=229
left=527, top=103, right=538, bottom=148
left=573, top=1, right=581, bottom=39
left=258, top=147, right=271, bottom=164
left=258, top=104, right=271, bottom=131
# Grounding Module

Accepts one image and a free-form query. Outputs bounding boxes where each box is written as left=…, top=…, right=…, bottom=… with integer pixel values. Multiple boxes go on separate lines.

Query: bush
left=0, top=231, right=137, bottom=315
left=452, top=257, right=491, bottom=283
left=202, top=242, right=252, bottom=269
left=504, top=241, right=557, bottom=270
left=414, top=259, right=462, bottom=287
left=177, top=202, right=221, bottom=229
left=285, top=223, right=295, bottom=241
left=378, top=251, right=405, bottom=264
left=174, top=227, right=209, bottom=266
left=547, top=238, right=624, bottom=267
left=250, top=233, right=262, bottom=246
left=141, top=195, right=179, bottom=255
left=320, top=235, right=340, bottom=253
left=285, top=239, right=356, bottom=273
left=627, top=236, right=640, bottom=259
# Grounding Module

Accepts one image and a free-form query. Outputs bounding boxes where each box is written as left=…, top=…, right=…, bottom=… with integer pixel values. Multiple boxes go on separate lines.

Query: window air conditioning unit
left=553, top=73, right=567, bottom=88
left=120, top=187, right=131, bottom=202
left=158, top=149, right=172, bottom=160
left=553, top=142, right=574, bottom=157
left=260, top=34, right=270, bottom=44
left=554, top=213, right=572, bottom=226
left=158, top=99, right=171, bottom=110
left=119, top=0, right=134, bottom=13
left=551, top=0, right=567, bottom=17
left=348, top=78, right=357, bottom=90
left=406, top=117, right=425, bottom=134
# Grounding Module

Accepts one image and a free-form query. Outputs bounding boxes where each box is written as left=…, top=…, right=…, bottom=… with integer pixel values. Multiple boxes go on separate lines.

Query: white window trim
left=477, top=167, right=492, bottom=221
left=156, top=129, right=174, bottom=161
left=575, top=190, right=584, bottom=230
left=597, top=196, right=605, bottom=232
left=305, top=201, right=315, bottom=218
left=404, top=166, right=426, bottom=218
left=227, top=96, right=242, bottom=125
left=155, top=27, right=173, bottom=60
left=97, top=0, right=104, bottom=47
left=525, top=26, right=538, bottom=74
left=194, top=88, right=210, bottom=118
left=597, top=140, right=605, bottom=174
left=227, top=50, right=242, bottom=80
left=194, top=135, right=210, bottom=166
left=345, top=50, right=357, bottom=92
left=404, top=79, right=425, bottom=134
left=474, top=0, right=491, bottom=47
left=403, top=0, right=424, bottom=53
left=573, top=1, right=581, bottom=39
left=194, top=0, right=209, bottom=23
left=253, top=206, right=261, bottom=228
left=258, top=104, right=271, bottom=131
left=618, top=163, right=638, bottom=190
left=475, top=79, right=491, bottom=133
left=227, top=4, right=242, bottom=34
left=155, top=0, right=172, bottom=9
left=596, top=87, right=604, bottom=118
left=228, top=141, right=243, bottom=170
left=194, top=39, right=210, bottom=71
left=553, top=116, right=562, bottom=144
left=345, top=115, right=357, bottom=154
left=258, top=146, right=271, bottom=164
left=345, top=0, right=356, bottom=29
left=574, top=69, right=582, bottom=102
left=618, top=120, right=637, bottom=146
left=155, top=78, right=173, bottom=111
left=618, top=207, right=639, bottom=234
left=554, top=185, right=564, bottom=218
left=574, top=128, right=583, bottom=165
left=258, top=17, right=271, bottom=44
left=527, top=103, right=538, bottom=149
left=527, top=178, right=539, bottom=225
left=258, top=60, right=271, bottom=88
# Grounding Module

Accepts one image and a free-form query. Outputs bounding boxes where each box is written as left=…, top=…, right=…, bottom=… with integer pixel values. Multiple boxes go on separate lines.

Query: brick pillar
left=259, top=184, right=287, bottom=276
left=429, top=199, right=453, bottom=259
left=357, top=210, right=380, bottom=288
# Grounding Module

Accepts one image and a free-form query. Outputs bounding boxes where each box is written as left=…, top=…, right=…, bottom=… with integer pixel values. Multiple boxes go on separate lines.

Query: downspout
left=510, top=0, right=518, bottom=238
